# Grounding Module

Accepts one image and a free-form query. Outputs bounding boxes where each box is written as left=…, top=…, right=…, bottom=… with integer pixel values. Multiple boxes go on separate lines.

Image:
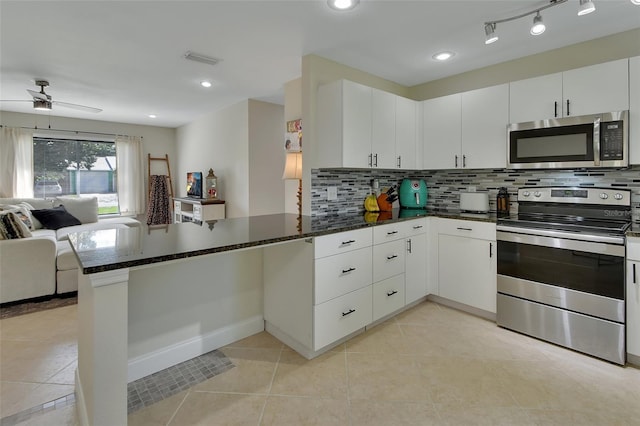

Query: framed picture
left=285, top=119, right=302, bottom=152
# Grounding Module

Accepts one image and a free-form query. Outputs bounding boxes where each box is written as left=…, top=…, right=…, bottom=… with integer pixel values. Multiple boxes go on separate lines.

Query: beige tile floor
left=2, top=300, right=640, bottom=425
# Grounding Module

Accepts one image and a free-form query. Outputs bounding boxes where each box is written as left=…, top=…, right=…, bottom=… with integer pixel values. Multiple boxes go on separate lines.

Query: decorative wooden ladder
left=147, top=153, right=174, bottom=218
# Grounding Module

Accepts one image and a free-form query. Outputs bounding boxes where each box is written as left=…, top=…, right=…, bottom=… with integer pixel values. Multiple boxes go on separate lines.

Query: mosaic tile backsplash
left=310, top=166, right=640, bottom=222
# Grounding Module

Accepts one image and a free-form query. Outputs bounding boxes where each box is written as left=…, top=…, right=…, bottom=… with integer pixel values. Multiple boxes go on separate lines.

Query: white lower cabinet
left=373, top=274, right=405, bottom=321
left=627, top=237, right=640, bottom=361
left=436, top=218, right=497, bottom=314
left=405, top=218, right=428, bottom=304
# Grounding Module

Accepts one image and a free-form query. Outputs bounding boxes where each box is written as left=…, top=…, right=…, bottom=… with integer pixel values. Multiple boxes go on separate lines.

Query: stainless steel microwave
left=507, top=110, right=628, bottom=169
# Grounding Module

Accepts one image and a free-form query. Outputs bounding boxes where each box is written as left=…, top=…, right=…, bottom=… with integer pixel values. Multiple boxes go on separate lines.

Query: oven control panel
left=518, top=187, right=630, bottom=206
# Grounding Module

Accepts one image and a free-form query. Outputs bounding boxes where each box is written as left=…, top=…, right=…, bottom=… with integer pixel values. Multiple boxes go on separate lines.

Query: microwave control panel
left=600, top=120, right=624, bottom=160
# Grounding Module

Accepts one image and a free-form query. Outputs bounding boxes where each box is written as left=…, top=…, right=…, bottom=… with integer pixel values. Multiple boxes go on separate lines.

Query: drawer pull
left=341, top=267, right=356, bottom=274
left=413, top=225, right=423, bottom=229
left=342, top=308, right=356, bottom=317
left=634, top=263, right=637, bottom=284
left=457, top=227, right=473, bottom=231
left=341, top=240, right=356, bottom=245
left=387, top=230, right=398, bottom=235
left=386, top=254, right=398, bottom=260
left=387, top=290, right=398, bottom=297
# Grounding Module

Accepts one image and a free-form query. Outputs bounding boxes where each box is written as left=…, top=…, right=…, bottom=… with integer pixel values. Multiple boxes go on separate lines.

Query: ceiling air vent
left=184, top=51, right=221, bottom=67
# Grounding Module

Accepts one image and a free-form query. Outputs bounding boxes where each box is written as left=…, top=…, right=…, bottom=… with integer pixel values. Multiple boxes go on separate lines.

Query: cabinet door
left=422, top=93, right=461, bottom=170
left=371, top=88, right=396, bottom=169
left=461, top=84, right=509, bottom=169
left=438, top=234, right=496, bottom=313
left=630, top=56, right=640, bottom=165
left=509, top=73, right=562, bottom=123
left=562, top=59, right=629, bottom=117
left=395, top=96, right=418, bottom=169
left=627, top=260, right=640, bottom=357
left=405, top=232, right=427, bottom=305
left=343, top=81, right=373, bottom=168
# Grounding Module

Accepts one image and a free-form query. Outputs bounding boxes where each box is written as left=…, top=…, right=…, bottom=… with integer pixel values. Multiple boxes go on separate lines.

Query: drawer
left=373, top=239, right=406, bottom=283
left=437, top=217, right=495, bottom=241
left=315, top=228, right=372, bottom=259
left=314, top=285, right=372, bottom=350
left=193, top=204, right=202, bottom=221
left=373, top=222, right=407, bottom=244
left=372, top=274, right=405, bottom=322
left=628, top=238, right=640, bottom=261
left=315, top=247, right=372, bottom=304
left=401, top=218, right=428, bottom=237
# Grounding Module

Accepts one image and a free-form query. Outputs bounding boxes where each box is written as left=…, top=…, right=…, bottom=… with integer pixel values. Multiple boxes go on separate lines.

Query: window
left=33, top=137, right=119, bottom=214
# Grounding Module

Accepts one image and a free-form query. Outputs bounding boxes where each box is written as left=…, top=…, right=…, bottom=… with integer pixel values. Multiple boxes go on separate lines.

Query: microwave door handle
left=593, top=117, right=601, bottom=166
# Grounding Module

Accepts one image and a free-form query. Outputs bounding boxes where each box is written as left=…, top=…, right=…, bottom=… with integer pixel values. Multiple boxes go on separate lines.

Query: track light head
left=578, top=0, right=596, bottom=16
left=484, top=23, right=499, bottom=44
left=530, top=12, right=546, bottom=35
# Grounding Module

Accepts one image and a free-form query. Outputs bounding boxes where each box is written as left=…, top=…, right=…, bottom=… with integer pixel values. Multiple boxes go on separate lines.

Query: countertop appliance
left=399, top=179, right=427, bottom=209
left=496, top=186, right=631, bottom=365
left=508, top=110, right=628, bottom=169
left=459, top=191, right=489, bottom=213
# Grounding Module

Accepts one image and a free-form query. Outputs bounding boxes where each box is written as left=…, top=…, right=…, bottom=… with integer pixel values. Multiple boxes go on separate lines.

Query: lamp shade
left=282, top=152, right=302, bottom=180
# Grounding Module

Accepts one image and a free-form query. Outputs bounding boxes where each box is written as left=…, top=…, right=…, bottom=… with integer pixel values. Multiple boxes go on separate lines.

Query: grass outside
left=99, top=206, right=119, bottom=215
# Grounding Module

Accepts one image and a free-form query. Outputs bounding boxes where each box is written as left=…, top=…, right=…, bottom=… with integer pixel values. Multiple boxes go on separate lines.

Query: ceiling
left=1, top=0, right=638, bottom=128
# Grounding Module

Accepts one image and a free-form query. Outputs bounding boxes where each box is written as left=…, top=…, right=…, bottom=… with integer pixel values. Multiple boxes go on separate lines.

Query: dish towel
left=146, top=175, right=171, bottom=225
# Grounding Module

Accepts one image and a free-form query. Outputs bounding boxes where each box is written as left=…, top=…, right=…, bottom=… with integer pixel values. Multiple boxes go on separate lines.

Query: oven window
left=509, top=123, right=594, bottom=163
left=497, top=241, right=624, bottom=300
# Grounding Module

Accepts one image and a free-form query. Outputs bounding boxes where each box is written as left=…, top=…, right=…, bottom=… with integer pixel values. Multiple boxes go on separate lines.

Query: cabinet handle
left=463, top=155, right=466, bottom=168
left=374, top=153, right=378, bottom=167
left=387, top=254, right=398, bottom=260
left=634, top=263, right=637, bottom=284
left=455, top=155, right=458, bottom=168
left=397, top=156, right=402, bottom=168
left=387, top=230, right=398, bottom=235
left=341, top=239, right=356, bottom=245
left=413, top=225, right=423, bottom=229
left=387, top=290, right=398, bottom=297
left=342, top=308, right=356, bottom=317
left=489, top=242, right=493, bottom=258
left=554, top=101, right=558, bottom=118
left=457, top=227, right=473, bottom=231
left=368, top=153, right=373, bottom=167
left=341, top=267, right=356, bottom=274
left=566, top=99, right=571, bottom=116
left=407, top=238, right=412, bottom=253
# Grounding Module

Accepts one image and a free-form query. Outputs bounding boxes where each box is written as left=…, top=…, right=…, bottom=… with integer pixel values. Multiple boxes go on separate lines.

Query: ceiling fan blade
left=27, top=89, right=49, bottom=101
left=52, top=101, right=102, bottom=113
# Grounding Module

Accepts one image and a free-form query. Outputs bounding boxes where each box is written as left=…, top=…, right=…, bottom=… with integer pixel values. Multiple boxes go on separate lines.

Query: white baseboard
left=127, top=315, right=264, bottom=382
left=75, top=368, right=89, bottom=426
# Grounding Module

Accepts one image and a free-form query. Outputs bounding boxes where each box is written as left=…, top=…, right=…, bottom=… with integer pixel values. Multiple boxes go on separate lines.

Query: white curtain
left=115, top=135, right=145, bottom=216
left=0, top=127, right=34, bottom=198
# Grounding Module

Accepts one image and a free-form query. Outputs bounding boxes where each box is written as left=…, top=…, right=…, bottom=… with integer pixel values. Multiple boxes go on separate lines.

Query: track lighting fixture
left=483, top=0, right=595, bottom=45
left=578, top=0, right=596, bottom=15
left=530, top=12, right=546, bottom=35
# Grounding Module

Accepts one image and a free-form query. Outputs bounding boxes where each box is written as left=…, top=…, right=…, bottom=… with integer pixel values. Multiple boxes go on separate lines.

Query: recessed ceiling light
left=200, top=81, right=212, bottom=88
left=432, top=51, right=455, bottom=61
left=148, top=114, right=156, bottom=119
left=327, top=0, right=359, bottom=11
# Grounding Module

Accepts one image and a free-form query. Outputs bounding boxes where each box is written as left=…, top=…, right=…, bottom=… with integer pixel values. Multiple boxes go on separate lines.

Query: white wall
left=248, top=100, right=285, bottom=216
left=0, top=111, right=177, bottom=196
left=176, top=99, right=286, bottom=218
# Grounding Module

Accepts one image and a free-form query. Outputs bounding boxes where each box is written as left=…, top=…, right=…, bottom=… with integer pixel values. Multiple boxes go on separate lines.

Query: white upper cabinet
left=423, top=84, right=508, bottom=170
left=317, top=80, right=372, bottom=168
left=316, top=79, right=418, bottom=169
left=461, top=84, right=509, bottom=169
left=371, top=88, right=397, bottom=169
left=395, top=95, right=419, bottom=169
left=422, top=93, right=461, bottom=170
left=510, top=59, right=629, bottom=123
left=629, top=56, right=640, bottom=165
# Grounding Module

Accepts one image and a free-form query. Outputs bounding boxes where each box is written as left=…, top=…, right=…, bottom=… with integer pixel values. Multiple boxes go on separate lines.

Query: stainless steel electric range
left=496, top=186, right=632, bottom=365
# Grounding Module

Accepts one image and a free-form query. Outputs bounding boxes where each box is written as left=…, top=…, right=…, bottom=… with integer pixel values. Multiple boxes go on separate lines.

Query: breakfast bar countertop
left=68, top=209, right=498, bottom=275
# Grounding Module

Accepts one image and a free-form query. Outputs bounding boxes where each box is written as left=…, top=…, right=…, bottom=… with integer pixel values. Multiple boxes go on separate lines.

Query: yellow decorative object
left=364, top=212, right=379, bottom=223
left=364, top=194, right=379, bottom=212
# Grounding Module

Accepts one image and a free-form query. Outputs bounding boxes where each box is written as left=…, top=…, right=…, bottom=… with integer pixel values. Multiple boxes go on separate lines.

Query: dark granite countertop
left=68, top=209, right=498, bottom=274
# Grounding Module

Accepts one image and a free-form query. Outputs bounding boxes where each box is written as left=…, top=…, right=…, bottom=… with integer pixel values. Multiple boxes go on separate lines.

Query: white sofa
left=0, top=197, right=140, bottom=304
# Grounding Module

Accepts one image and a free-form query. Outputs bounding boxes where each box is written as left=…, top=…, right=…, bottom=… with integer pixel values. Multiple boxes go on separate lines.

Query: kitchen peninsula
left=70, top=210, right=494, bottom=425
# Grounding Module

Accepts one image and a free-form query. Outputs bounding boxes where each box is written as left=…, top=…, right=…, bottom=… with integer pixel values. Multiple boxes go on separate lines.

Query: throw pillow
left=0, top=211, right=32, bottom=239
left=55, top=196, right=98, bottom=224
left=31, top=205, right=81, bottom=230
left=0, top=204, right=34, bottom=231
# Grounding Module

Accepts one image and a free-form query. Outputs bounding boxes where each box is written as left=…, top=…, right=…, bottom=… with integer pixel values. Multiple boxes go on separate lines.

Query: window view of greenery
left=33, top=137, right=119, bottom=214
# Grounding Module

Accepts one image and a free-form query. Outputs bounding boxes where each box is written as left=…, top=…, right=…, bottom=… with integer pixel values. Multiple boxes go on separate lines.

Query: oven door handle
left=496, top=231, right=625, bottom=257
left=496, top=225, right=625, bottom=246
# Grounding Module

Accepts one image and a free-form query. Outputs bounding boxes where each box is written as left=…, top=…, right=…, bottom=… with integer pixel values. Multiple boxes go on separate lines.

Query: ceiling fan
left=1, top=80, right=102, bottom=113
